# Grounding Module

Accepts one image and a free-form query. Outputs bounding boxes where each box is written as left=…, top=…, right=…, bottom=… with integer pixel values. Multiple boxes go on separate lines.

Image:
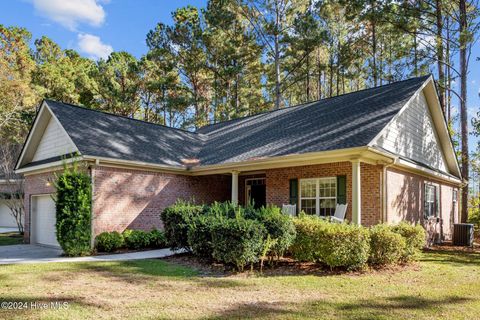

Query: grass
left=0, top=250, right=479, bottom=319
left=0, top=232, right=23, bottom=246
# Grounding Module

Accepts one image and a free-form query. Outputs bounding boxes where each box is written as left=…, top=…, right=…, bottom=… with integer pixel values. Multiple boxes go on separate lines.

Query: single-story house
left=15, top=75, right=462, bottom=248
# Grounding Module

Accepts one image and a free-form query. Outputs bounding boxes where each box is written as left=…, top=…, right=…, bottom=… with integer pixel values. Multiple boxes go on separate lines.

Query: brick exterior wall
left=22, top=160, right=460, bottom=244
left=23, top=171, right=58, bottom=243
left=386, top=167, right=459, bottom=240
left=264, top=161, right=382, bottom=226
left=91, top=166, right=230, bottom=236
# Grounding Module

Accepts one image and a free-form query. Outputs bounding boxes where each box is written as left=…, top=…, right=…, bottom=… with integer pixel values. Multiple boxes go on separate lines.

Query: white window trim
left=299, top=177, right=336, bottom=216
left=424, top=183, right=439, bottom=218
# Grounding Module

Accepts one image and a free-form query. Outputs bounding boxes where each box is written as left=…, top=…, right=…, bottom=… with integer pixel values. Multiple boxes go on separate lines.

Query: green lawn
left=0, top=232, right=23, bottom=246
left=0, top=250, right=479, bottom=319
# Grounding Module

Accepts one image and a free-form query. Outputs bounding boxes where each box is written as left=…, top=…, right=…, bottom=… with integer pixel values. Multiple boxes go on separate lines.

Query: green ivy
left=54, top=162, right=92, bottom=256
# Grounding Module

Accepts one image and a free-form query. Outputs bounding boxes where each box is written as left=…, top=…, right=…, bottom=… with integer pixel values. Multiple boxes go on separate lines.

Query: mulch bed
left=425, top=241, right=480, bottom=254
left=161, top=253, right=419, bottom=277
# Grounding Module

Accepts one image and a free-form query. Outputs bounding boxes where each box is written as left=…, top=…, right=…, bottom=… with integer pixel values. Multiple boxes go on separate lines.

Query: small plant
left=291, top=215, right=370, bottom=270
left=187, top=214, right=219, bottom=258
left=149, top=229, right=167, bottom=248
left=161, top=200, right=204, bottom=251
left=211, top=217, right=266, bottom=271
left=123, top=229, right=151, bottom=250
left=95, top=231, right=124, bottom=252
left=369, top=224, right=406, bottom=266
left=391, top=222, right=426, bottom=262
left=256, top=206, right=296, bottom=258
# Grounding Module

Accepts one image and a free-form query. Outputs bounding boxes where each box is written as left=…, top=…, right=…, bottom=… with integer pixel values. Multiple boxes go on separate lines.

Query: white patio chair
left=330, top=204, right=348, bottom=223
left=282, top=204, right=296, bottom=216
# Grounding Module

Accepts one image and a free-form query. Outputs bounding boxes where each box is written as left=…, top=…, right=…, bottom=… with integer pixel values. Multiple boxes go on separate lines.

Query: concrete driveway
left=0, top=244, right=182, bottom=265
left=0, top=244, right=63, bottom=264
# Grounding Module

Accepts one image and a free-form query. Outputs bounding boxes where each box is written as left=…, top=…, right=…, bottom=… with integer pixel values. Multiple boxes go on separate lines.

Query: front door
left=245, top=178, right=266, bottom=209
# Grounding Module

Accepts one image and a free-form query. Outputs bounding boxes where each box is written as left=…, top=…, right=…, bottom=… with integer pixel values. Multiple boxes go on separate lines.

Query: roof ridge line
left=196, top=75, right=431, bottom=132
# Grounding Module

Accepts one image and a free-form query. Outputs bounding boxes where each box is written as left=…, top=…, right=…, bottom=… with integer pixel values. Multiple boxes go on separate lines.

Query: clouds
left=31, top=0, right=113, bottom=60
left=78, top=33, right=113, bottom=60
left=32, top=0, right=106, bottom=31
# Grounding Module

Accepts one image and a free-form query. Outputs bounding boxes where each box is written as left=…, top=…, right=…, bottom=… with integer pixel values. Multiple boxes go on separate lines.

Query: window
left=453, top=190, right=457, bottom=204
left=300, top=177, right=336, bottom=216
left=424, top=184, right=438, bottom=218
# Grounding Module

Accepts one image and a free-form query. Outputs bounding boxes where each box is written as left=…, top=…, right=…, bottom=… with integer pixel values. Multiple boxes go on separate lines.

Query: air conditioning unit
left=453, top=223, right=474, bottom=247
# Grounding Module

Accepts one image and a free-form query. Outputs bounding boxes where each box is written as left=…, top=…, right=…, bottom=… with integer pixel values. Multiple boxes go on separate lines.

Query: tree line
left=0, top=0, right=479, bottom=221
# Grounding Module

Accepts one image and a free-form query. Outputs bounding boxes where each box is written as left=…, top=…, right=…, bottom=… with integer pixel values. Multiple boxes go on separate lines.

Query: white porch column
left=231, top=171, right=239, bottom=205
left=351, top=160, right=361, bottom=225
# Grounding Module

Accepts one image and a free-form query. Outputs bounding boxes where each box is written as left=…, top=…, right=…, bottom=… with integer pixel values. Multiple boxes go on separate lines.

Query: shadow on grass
left=208, top=295, right=474, bottom=320
left=41, top=259, right=250, bottom=289
left=421, top=249, right=480, bottom=267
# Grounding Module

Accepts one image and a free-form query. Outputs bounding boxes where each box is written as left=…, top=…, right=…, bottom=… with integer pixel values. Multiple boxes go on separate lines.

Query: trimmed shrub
left=205, top=201, right=243, bottom=219
left=149, top=229, right=167, bottom=248
left=187, top=215, right=220, bottom=258
left=369, top=224, right=406, bottom=266
left=54, top=162, right=92, bottom=256
left=291, top=215, right=370, bottom=270
left=257, top=206, right=296, bottom=258
left=123, top=229, right=151, bottom=250
left=161, top=200, right=204, bottom=250
left=211, top=218, right=266, bottom=270
left=95, top=231, right=124, bottom=252
left=391, top=222, right=426, bottom=261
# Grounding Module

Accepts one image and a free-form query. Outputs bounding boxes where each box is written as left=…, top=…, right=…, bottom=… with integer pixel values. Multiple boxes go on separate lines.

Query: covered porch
left=225, top=160, right=378, bottom=226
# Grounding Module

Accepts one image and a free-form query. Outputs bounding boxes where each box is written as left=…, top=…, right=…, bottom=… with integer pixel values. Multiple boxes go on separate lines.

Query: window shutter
left=336, top=175, right=347, bottom=205
left=289, top=179, right=298, bottom=212
left=435, top=186, right=440, bottom=217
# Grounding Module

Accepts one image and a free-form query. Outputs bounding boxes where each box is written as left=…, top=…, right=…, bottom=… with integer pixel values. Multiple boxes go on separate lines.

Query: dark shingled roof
left=43, top=75, right=429, bottom=168
left=46, top=100, right=205, bottom=167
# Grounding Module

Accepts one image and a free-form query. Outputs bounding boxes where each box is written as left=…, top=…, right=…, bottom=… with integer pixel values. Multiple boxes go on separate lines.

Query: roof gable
left=44, top=100, right=204, bottom=168
left=15, top=102, right=79, bottom=170
left=369, top=77, right=460, bottom=177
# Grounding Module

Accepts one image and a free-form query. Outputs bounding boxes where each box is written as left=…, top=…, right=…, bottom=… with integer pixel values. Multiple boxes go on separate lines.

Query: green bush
left=256, top=206, right=296, bottom=258
left=211, top=218, right=266, bottom=270
left=123, top=229, right=151, bottom=250
left=391, top=222, right=426, bottom=261
left=291, top=215, right=370, bottom=270
left=369, top=224, right=406, bottom=266
left=187, top=215, right=219, bottom=258
left=161, top=200, right=204, bottom=250
left=54, top=162, right=92, bottom=256
left=95, top=231, right=124, bottom=252
left=149, top=229, right=167, bottom=248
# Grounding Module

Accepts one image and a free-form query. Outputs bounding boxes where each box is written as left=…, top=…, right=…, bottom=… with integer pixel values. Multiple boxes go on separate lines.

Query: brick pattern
left=92, top=166, right=230, bottom=236
left=265, top=162, right=382, bottom=226
left=23, top=171, right=58, bottom=243
left=386, top=167, right=459, bottom=240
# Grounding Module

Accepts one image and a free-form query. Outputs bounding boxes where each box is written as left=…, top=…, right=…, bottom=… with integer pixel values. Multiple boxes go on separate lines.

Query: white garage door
left=32, top=195, right=60, bottom=248
left=0, top=201, right=18, bottom=228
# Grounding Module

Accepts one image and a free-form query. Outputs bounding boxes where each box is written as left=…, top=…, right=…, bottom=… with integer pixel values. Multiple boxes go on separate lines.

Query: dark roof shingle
left=43, top=75, right=429, bottom=168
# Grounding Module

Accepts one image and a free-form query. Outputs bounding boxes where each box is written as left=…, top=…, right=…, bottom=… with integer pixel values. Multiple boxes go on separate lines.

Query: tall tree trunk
left=459, top=0, right=469, bottom=223
left=274, top=0, right=281, bottom=109
left=413, top=31, right=418, bottom=76
left=446, top=15, right=452, bottom=122
left=306, top=53, right=310, bottom=101
left=436, top=0, right=446, bottom=112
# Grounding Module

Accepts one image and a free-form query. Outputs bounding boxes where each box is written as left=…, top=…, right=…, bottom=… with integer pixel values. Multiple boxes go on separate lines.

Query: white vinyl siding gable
left=32, top=116, right=77, bottom=162
left=373, top=91, right=448, bottom=173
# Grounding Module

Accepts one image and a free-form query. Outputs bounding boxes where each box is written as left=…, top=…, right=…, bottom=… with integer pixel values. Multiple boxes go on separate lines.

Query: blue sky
left=1, top=0, right=479, bottom=151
